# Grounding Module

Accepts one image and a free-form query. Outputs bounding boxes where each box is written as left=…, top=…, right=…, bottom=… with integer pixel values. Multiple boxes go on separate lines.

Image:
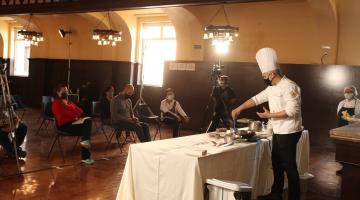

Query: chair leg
left=44, top=120, right=52, bottom=134
left=47, top=135, right=59, bottom=159
left=36, top=119, right=45, bottom=135
left=72, top=137, right=80, bottom=153
left=57, top=136, right=65, bottom=162
left=20, top=110, right=26, bottom=121
left=93, top=120, right=99, bottom=133
left=115, top=133, right=123, bottom=153
left=153, top=123, right=162, bottom=141
left=101, top=126, right=110, bottom=143
left=131, top=131, right=137, bottom=143
left=105, top=130, right=116, bottom=151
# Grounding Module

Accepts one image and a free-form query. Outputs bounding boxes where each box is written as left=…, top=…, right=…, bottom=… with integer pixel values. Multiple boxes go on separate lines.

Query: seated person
left=0, top=95, right=27, bottom=158
left=99, top=85, right=115, bottom=124
left=52, top=84, right=94, bottom=164
left=110, top=84, right=151, bottom=143
left=160, top=88, right=189, bottom=137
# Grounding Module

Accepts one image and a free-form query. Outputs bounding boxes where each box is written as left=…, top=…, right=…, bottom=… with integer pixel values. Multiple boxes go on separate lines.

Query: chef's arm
left=238, top=99, right=256, bottom=111
left=269, top=111, right=288, bottom=118
left=232, top=99, right=256, bottom=119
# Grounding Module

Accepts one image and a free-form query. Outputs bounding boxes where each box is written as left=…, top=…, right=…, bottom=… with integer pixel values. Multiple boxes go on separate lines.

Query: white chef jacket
left=337, top=98, right=360, bottom=117
left=252, top=76, right=303, bottom=134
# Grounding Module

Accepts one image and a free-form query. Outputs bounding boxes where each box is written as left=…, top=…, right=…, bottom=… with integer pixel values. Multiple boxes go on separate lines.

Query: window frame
left=138, top=22, right=176, bottom=87
left=10, top=26, right=30, bottom=77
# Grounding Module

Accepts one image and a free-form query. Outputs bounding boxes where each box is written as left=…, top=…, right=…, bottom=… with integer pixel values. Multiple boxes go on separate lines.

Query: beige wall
left=186, top=0, right=324, bottom=63
left=163, top=7, right=204, bottom=61
left=29, top=14, right=132, bottom=61
left=0, top=0, right=359, bottom=65
left=0, top=19, right=10, bottom=58
left=337, top=0, right=360, bottom=65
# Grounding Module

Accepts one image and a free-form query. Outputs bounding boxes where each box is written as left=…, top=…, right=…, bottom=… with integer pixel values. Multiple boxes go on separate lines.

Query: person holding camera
left=208, top=75, right=237, bottom=132
left=0, top=96, right=27, bottom=159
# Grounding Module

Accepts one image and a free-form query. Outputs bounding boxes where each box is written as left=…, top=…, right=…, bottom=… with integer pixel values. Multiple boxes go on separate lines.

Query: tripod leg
left=205, top=120, right=213, bottom=133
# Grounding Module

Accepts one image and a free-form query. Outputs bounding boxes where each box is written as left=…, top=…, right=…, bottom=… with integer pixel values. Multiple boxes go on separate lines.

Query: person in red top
left=52, top=84, right=94, bottom=164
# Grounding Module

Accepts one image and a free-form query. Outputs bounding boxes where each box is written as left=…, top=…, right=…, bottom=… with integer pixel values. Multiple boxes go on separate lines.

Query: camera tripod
left=0, top=62, right=22, bottom=175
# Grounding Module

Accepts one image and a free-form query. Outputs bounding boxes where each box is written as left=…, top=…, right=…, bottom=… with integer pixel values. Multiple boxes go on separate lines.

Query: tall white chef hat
left=255, top=47, right=279, bottom=73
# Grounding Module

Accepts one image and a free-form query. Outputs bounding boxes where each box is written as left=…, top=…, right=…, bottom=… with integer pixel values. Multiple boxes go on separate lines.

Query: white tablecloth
left=116, top=131, right=310, bottom=200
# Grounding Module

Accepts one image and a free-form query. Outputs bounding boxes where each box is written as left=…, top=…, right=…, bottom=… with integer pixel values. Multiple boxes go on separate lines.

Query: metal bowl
left=249, top=120, right=262, bottom=132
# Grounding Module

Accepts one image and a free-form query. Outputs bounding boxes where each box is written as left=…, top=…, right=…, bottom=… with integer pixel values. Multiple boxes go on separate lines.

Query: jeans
left=58, top=119, right=92, bottom=159
left=113, top=121, right=151, bottom=142
left=271, top=131, right=302, bottom=200
left=0, top=123, right=27, bottom=153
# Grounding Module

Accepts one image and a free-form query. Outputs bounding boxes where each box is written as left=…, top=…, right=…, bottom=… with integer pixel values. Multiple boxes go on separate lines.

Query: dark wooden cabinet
left=331, top=125, right=360, bottom=200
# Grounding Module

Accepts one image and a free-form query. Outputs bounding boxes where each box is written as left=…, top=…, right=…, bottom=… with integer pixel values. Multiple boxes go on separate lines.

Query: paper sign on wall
left=169, top=63, right=196, bottom=71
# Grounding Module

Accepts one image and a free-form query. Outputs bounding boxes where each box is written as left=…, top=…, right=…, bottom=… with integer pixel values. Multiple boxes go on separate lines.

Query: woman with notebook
left=52, top=84, right=94, bottom=164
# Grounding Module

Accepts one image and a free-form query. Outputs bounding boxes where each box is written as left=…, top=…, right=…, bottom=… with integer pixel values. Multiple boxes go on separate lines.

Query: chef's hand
left=256, top=107, right=271, bottom=119
left=232, top=107, right=242, bottom=120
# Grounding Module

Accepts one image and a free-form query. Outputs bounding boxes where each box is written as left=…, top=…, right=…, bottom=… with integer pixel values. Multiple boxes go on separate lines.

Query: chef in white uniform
left=232, top=47, right=303, bottom=200
left=336, top=85, right=360, bottom=127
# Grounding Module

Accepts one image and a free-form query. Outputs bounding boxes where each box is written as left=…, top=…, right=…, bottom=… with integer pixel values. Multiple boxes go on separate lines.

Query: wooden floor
left=0, top=109, right=341, bottom=200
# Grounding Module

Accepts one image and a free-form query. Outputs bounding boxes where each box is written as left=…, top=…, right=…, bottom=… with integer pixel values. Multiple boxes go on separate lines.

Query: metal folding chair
left=47, top=121, right=81, bottom=161
left=92, top=101, right=111, bottom=142
left=67, top=94, right=79, bottom=104
left=105, top=126, right=138, bottom=152
left=36, top=96, right=54, bottom=135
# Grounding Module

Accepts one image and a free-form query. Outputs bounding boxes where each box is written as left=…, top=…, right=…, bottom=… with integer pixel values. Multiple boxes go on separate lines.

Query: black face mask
left=60, top=92, right=68, bottom=99
left=263, top=78, right=272, bottom=86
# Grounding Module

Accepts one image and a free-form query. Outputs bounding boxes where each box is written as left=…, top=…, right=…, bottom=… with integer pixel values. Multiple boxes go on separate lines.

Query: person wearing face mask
left=99, top=85, right=115, bottom=123
left=336, top=85, right=360, bottom=127
left=232, top=48, right=303, bottom=200
left=208, top=75, right=237, bottom=132
left=51, top=84, right=94, bottom=164
left=110, top=84, right=151, bottom=142
left=160, top=88, right=189, bottom=138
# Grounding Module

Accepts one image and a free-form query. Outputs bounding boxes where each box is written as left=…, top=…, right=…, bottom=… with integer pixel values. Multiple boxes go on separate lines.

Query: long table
left=116, top=131, right=310, bottom=200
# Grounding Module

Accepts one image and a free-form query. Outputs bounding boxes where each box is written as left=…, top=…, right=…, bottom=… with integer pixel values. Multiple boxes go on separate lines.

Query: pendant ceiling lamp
left=17, top=14, right=44, bottom=46
left=203, top=5, right=239, bottom=54
left=92, top=12, right=122, bottom=46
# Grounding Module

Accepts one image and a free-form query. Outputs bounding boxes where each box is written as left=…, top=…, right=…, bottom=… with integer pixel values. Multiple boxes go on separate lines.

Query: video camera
left=211, top=63, right=224, bottom=78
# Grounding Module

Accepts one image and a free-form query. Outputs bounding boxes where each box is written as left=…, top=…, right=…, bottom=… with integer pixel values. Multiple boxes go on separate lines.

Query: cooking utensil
left=248, top=120, right=262, bottom=132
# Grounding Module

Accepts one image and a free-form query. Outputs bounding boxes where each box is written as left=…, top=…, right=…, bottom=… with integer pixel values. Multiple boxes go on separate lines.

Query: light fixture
left=203, top=5, right=239, bottom=54
left=58, top=27, right=72, bottom=90
left=17, top=14, right=44, bottom=46
left=58, top=29, right=72, bottom=38
left=92, top=12, right=122, bottom=46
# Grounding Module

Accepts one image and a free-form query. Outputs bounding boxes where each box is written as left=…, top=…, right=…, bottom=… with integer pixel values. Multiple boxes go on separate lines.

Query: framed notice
left=169, top=62, right=196, bottom=71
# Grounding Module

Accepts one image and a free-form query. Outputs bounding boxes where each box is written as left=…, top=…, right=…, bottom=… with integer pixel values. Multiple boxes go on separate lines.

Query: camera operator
left=0, top=94, right=27, bottom=159
left=208, top=75, right=237, bottom=132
